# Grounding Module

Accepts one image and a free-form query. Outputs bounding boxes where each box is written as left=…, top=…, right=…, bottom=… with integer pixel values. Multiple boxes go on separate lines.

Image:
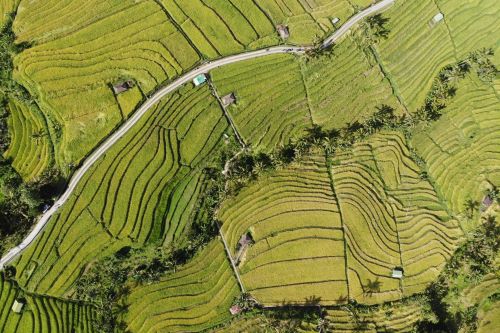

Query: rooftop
left=112, top=80, right=134, bottom=94
left=229, top=305, right=242, bottom=315
left=432, top=12, right=444, bottom=23
left=392, top=268, right=404, bottom=279
left=221, top=93, right=236, bottom=107
left=12, top=300, right=24, bottom=313
left=193, top=74, right=207, bottom=86
left=276, top=24, right=289, bottom=39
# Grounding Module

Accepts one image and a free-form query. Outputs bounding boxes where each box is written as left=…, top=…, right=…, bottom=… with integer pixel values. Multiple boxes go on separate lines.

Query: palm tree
left=464, top=199, right=479, bottom=218
left=364, top=278, right=381, bottom=297
left=317, top=317, right=330, bottom=333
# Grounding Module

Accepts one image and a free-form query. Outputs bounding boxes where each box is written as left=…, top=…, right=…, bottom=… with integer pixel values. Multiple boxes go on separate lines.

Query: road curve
left=0, top=0, right=394, bottom=269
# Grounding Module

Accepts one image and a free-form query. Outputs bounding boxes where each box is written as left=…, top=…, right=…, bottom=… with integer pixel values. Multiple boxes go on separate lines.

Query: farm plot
left=331, top=131, right=461, bottom=304
left=0, top=276, right=97, bottom=333
left=0, top=0, right=18, bottom=26
left=125, top=240, right=239, bottom=333
left=159, top=0, right=276, bottom=57
left=437, top=0, right=500, bottom=59
left=325, top=298, right=427, bottom=332
left=411, top=74, right=500, bottom=214
left=212, top=54, right=311, bottom=151
left=375, top=0, right=457, bottom=112
left=13, top=0, right=201, bottom=168
left=5, top=99, right=52, bottom=180
left=302, top=34, right=401, bottom=129
left=256, top=0, right=356, bottom=45
left=219, top=151, right=349, bottom=306
left=13, top=85, right=229, bottom=296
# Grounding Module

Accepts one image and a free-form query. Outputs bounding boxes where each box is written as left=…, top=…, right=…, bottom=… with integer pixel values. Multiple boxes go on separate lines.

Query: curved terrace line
left=0, top=0, right=395, bottom=268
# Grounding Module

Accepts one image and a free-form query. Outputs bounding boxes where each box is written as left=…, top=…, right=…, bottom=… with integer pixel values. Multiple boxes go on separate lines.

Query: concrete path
left=0, top=0, right=394, bottom=269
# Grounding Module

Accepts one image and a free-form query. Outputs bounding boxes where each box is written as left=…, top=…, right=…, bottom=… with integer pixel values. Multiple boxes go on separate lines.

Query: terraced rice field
left=220, top=132, right=461, bottom=306
left=159, top=0, right=375, bottom=53
left=5, top=99, right=52, bottom=180
left=0, top=0, right=18, bottom=25
left=332, top=131, right=461, bottom=303
left=437, top=0, right=500, bottom=59
left=303, top=34, right=402, bottom=128
left=125, top=240, right=239, bottom=333
left=325, top=298, right=427, bottom=332
left=12, top=85, right=229, bottom=296
left=0, top=276, right=96, bottom=333
left=220, top=151, right=347, bottom=305
left=256, top=0, right=356, bottom=45
left=212, top=54, right=311, bottom=151
left=9, top=0, right=376, bottom=172
left=13, top=0, right=201, bottom=168
left=411, top=74, right=500, bottom=214
left=376, top=0, right=457, bottom=111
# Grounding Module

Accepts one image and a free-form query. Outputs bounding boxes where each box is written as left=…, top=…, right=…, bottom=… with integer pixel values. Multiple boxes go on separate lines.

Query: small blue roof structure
left=193, top=74, right=207, bottom=86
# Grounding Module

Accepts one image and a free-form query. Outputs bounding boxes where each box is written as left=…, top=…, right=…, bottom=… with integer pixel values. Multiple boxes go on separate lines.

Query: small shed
left=481, top=195, right=494, bottom=212
left=276, top=24, right=290, bottom=39
left=332, top=17, right=340, bottom=25
left=12, top=299, right=24, bottom=313
left=229, top=305, right=242, bottom=315
left=431, top=12, right=444, bottom=24
left=392, top=267, right=404, bottom=279
left=237, top=233, right=253, bottom=250
left=221, top=93, right=236, bottom=107
left=112, top=80, right=134, bottom=94
left=193, top=74, right=207, bottom=87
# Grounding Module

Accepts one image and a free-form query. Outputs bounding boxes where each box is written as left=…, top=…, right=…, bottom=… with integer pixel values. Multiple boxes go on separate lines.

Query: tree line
left=0, top=14, right=62, bottom=255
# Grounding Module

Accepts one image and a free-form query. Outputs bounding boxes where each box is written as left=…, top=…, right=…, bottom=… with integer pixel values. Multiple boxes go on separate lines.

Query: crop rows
left=437, top=0, right=500, bottom=59
left=325, top=298, right=427, bottom=332
left=303, top=34, right=401, bottom=129
left=376, top=0, right=457, bottom=111
left=212, top=54, right=312, bottom=151
left=13, top=0, right=201, bottom=166
left=5, top=99, right=51, bottom=180
left=125, top=240, right=239, bottom=333
left=255, top=0, right=356, bottom=44
left=332, top=131, right=461, bottom=303
left=0, top=0, right=17, bottom=25
left=0, top=276, right=96, bottom=333
left=220, top=151, right=348, bottom=305
left=412, top=74, right=500, bottom=213
left=13, top=85, right=229, bottom=296
left=220, top=132, right=461, bottom=306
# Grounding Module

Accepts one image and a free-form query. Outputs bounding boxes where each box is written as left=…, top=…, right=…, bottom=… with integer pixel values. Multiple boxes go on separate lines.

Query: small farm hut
left=431, top=12, right=444, bottom=24
left=221, top=93, right=236, bottom=107
left=229, top=305, right=242, bottom=315
left=193, top=74, right=207, bottom=87
left=276, top=25, right=290, bottom=39
left=12, top=299, right=24, bottom=313
left=480, top=195, right=494, bottom=212
left=392, top=267, right=404, bottom=279
left=332, top=17, right=340, bottom=25
left=237, top=233, right=253, bottom=250
left=112, top=80, right=134, bottom=94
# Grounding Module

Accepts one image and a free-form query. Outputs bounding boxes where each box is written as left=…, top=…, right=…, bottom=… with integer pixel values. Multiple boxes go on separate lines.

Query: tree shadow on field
left=363, top=278, right=382, bottom=297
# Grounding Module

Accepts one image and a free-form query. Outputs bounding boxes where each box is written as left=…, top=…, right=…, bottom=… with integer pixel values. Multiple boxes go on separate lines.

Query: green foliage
left=416, top=49, right=498, bottom=122
left=75, top=245, right=177, bottom=332
left=418, top=215, right=500, bottom=332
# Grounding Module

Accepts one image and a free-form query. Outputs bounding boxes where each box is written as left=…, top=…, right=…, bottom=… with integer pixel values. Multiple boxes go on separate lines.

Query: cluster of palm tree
left=223, top=104, right=402, bottom=196
left=417, top=49, right=498, bottom=123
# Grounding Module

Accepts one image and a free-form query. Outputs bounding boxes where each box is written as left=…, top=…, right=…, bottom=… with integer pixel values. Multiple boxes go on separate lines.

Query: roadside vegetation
left=0, top=14, right=61, bottom=256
